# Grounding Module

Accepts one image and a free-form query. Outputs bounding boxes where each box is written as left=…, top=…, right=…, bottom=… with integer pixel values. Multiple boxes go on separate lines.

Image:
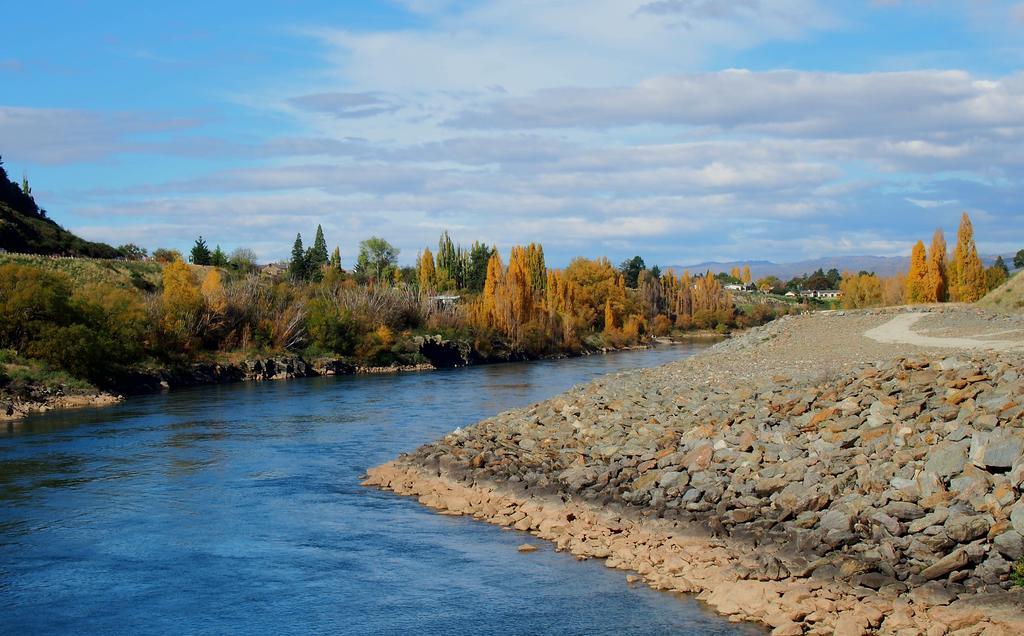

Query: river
left=1, top=344, right=758, bottom=635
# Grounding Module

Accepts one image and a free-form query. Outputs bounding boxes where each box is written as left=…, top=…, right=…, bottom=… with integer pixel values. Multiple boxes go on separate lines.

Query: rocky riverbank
left=1, top=388, right=121, bottom=422
left=2, top=334, right=669, bottom=422
left=366, top=307, right=1024, bottom=635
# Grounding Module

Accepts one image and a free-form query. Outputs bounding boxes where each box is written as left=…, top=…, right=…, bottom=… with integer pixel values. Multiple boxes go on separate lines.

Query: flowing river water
left=1, top=344, right=760, bottom=635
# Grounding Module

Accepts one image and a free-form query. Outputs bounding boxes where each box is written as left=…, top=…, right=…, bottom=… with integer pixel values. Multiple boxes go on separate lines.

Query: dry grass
left=979, top=270, right=1024, bottom=313
left=0, top=253, right=165, bottom=290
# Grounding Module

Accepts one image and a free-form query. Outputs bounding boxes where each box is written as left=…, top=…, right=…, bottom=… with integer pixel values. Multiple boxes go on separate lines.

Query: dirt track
left=865, top=311, right=1024, bottom=352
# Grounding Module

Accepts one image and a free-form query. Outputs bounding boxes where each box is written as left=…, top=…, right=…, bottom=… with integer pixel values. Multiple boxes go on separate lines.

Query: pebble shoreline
left=366, top=308, right=1024, bottom=635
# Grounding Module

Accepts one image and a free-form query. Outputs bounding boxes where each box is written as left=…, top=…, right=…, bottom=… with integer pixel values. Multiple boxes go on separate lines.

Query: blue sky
left=2, top=1, right=1022, bottom=266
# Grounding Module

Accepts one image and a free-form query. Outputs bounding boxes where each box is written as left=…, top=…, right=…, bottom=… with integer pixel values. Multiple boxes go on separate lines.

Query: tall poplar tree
left=925, top=229, right=947, bottom=303
left=436, top=231, right=461, bottom=289
left=482, top=251, right=505, bottom=328
left=950, top=212, right=986, bottom=302
left=604, top=299, right=616, bottom=332
left=524, top=243, right=546, bottom=296
left=905, top=240, right=928, bottom=303
left=418, top=248, right=436, bottom=292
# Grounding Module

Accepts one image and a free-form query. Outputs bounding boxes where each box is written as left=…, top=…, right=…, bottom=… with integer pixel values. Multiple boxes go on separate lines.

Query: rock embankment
left=1, top=389, right=121, bottom=422
left=367, top=308, right=1024, bottom=635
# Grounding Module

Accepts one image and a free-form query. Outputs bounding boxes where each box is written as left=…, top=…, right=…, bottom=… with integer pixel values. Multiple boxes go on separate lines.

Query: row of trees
left=905, top=212, right=1002, bottom=304
left=1, top=219, right=784, bottom=390
left=418, top=232, right=496, bottom=293
left=837, top=211, right=1009, bottom=310
left=289, top=226, right=342, bottom=281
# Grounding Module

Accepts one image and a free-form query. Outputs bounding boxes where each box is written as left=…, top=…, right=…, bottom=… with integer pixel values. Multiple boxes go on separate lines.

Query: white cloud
left=12, top=0, right=1023, bottom=264
left=906, top=198, right=959, bottom=209
left=0, top=106, right=202, bottom=164
left=286, top=92, right=402, bottom=118
left=447, top=70, right=1024, bottom=138
left=307, top=0, right=834, bottom=95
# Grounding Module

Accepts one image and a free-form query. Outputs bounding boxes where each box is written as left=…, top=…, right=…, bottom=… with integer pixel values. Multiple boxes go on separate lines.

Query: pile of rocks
left=374, top=346, right=1024, bottom=634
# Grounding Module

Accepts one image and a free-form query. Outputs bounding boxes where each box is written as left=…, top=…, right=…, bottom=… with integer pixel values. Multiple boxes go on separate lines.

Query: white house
left=804, top=289, right=842, bottom=299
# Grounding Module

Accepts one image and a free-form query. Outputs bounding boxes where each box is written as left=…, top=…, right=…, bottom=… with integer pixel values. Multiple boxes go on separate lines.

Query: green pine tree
left=190, top=236, right=212, bottom=265
left=310, top=225, right=329, bottom=270
left=211, top=245, right=228, bottom=267
left=289, top=233, right=308, bottom=280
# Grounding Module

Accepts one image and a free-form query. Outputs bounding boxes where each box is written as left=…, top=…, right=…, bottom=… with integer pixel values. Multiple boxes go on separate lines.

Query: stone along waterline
left=367, top=311, right=1024, bottom=634
left=0, top=344, right=756, bottom=635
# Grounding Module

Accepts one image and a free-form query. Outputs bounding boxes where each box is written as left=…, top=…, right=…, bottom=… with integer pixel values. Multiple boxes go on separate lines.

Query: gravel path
left=865, top=312, right=1024, bottom=352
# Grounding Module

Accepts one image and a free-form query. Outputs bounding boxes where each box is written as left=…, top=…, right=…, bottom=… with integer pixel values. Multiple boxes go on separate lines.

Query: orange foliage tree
left=905, top=240, right=928, bottom=303
left=840, top=272, right=882, bottom=309
left=417, top=248, right=436, bottom=293
left=161, top=259, right=203, bottom=340
left=924, top=229, right=947, bottom=303
left=949, top=212, right=986, bottom=302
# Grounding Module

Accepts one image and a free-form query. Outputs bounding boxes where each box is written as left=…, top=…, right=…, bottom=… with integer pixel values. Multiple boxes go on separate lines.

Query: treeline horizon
left=2, top=213, right=789, bottom=395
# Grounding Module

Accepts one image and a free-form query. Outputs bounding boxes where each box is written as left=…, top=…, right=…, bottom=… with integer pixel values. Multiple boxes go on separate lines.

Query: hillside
left=0, top=252, right=163, bottom=291
left=0, top=159, right=119, bottom=258
left=979, top=270, right=1024, bottom=313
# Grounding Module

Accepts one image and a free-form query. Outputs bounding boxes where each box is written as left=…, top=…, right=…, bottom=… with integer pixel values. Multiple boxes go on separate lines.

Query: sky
left=1, top=1, right=1023, bottom=267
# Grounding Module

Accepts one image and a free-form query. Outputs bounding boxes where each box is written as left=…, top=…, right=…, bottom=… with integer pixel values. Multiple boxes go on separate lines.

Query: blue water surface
left=1, top=344, right=759, bottom=635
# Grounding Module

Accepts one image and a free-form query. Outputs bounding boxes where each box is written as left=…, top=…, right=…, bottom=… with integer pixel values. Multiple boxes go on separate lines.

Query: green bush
left=27, top=323, right=104, bottom=381
left=0, top=263, right=74, bottom=350
left=1012, top=558, right=1024, bottom=587
left=0, top=263, right=148, bottom=385
left=306, top=299, right=360, bottom=355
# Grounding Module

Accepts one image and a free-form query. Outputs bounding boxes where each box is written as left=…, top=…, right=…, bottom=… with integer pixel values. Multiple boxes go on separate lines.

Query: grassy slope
left=978, top=270, right=1024, bottom=313
left=0, top=252, right=165, bottom=291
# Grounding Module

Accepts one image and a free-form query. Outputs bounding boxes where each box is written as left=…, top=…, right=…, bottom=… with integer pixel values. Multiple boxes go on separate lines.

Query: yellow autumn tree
left=840, top=272, right=882, bottom=309
left=544, top=268, right=584, bottom=349
left=161, top=259, right=202, bottom=338
left=905, top=240, right=928, bottom=303
left=563, top=257, right=624, bottom=330
left=923, top=228, right=947, bottom=303
left=694, top=271, right=729, bottom=314
left=673, top=270, right=695, bottom=326
left=603, top=299, right=616, bottom=332
left=950, top=212, right=986, bottom=302
left=201, top=269, right=227, bottom=315
left=730, top=266, right=741, bottom=280
left=506, top=246, right=535, bottom=331
left=524, top=243, right=546, bottom=297
left=741, top=265, right=752, bottom=285
left=480, top=250, right=505, bottom=330
left=418, top=248, right=436, bottom=293
left=986, top=264, right=1007, bottom=291
left=882, top=274, right=906, bottom=306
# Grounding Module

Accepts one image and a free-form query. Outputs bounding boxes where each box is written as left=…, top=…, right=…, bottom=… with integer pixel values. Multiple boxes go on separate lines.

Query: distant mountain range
left=669, top=254, right=1013, bottom=281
